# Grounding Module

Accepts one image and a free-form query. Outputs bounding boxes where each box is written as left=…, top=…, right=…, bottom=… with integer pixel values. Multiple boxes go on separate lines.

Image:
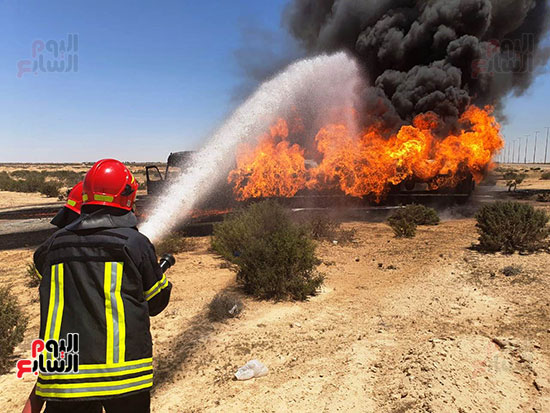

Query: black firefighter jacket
left=33, top=208, right=172, bottom=401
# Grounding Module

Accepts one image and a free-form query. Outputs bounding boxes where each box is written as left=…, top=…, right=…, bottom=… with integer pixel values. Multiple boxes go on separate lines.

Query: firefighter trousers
left=44, top=390, right=150, bottom=413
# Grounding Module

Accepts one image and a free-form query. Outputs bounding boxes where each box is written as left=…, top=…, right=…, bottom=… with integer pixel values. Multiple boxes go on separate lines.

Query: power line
left=545, top=127, right=550, bottom=165
left=534, top=131, right=539, bottom=164
left=524, top=135, right=529, bottom=164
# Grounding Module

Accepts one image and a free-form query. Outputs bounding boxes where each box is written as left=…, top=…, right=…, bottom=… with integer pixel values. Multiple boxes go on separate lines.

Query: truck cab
left=145, top=151, right=195, bottom=196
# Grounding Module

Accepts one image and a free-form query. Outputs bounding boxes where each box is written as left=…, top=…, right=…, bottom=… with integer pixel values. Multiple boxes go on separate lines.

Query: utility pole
left=544, top=127, right=549, bottom=164
left=524, top=135, right=529, bottom=164
left=534, top=131, right=539, bottom=164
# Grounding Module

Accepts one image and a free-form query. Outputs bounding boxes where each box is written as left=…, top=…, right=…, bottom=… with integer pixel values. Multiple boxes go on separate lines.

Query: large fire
left=228, top=105, right=503, bottom=201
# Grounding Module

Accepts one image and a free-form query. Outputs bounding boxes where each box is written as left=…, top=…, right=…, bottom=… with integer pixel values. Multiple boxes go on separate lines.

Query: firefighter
left=25, top=159, right=172, bottom=413
left=50, top=181, right=83, bottom=228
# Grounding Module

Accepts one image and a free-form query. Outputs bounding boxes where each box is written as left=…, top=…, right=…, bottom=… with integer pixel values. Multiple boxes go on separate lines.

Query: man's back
left=33, top=209, right=171, bottom=401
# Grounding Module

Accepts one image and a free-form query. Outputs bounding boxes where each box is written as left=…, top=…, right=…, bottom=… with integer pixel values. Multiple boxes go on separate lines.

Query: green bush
left=389, top=204, right=440, bottom=226
left=25, top=263, right=41, bottom=288
left=387, top=204, right=439, bottom=238
left=475, top=202, right=550, bottom=253
left=212, top=201, right=323, bottom=300
left=503, top=171, right=526, bottom=183
left=388, top=217, right=417, bottom=238
left=0, top=171, right=62, bottom=197
left=208, top=292, right=243, bottom=322
left=10, top=170, right=84, bottom=187
left=0, top=172, right=13, bottom=191
left=541, top=172, right=550, bottom=180
left=0, top=286, right=28, bottom=373
left=39, top=181, right=61, bottom=198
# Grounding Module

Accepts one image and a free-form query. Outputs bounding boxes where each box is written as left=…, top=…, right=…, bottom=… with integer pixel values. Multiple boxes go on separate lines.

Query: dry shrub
left=475, top=201, right=550, bottom=253
left=501, top=265, right=522, bottom=277
left=307, top=215, right=356, bottom=244
left=155, top=233, right=193, bottom=257
left=0, top=286, right=28, bottom=373
left=26, top=263, right=41, bottom=288
left=212, top=201, right=323, bottom=300
left=208, top=292, right=243, bottom=321
left=389, top=217, right=417, bottom=238
left=503, top=171, right=527, bottom=191
left=541, top=172, right=550, bottom=180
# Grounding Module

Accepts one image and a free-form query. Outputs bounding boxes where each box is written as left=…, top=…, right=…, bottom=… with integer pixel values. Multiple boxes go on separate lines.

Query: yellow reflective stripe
left=115, top=262, right=126, bottom=363
left=104, top=262, right=114, bottom=364
left=144, top=274, right=166, bottom=297
left=67, top=199, right=77, bottom=207
left=37, top=373, right=153, bottom=390
left=82, top=194, right=88, bottom=201
left=94, top=194, right=114, bottom=202
left=144, top=274, right=168, bottom=301
left=44, top=264, right=64, bottom=360
left=37, top=271, right=42, bottom=280
left=43, top=265, right=56, bottom=345
left=40, top=358, right=153, bottom=380
left=35, top=381, right=152, bottom=399
left=39, top=365, right=152, bottom=380
left=105, top=262, right=125, bottom=364
left=53, top=264, right=64, bottom=342
left=146, top=279, right=168, bottom=301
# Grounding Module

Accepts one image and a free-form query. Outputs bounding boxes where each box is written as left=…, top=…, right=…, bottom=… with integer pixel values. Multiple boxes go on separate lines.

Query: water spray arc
left=140, top=53, right=363, bottom=242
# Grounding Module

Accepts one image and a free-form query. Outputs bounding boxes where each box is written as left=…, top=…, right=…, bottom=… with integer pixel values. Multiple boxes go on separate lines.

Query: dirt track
left=1, top=217, right=548, bottom=412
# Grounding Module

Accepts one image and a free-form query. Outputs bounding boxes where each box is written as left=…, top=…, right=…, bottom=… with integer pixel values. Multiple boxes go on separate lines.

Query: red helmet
left=82, top=159, right=138, bottom=211
left=66, top=181, right=84, bottom=213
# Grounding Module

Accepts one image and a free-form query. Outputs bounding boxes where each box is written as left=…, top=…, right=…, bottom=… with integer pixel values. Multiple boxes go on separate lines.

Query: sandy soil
left=0, top=162, right=549, bottom=412
left=0, top=192, right=59, bottom=210
left=0, top=218, right=548, bottom=412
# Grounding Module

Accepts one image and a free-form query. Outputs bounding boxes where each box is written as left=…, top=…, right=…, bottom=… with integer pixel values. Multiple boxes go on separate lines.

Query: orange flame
left=228, top=119, right=308, bottom=200
left=228, top=105, right=503, bottom=201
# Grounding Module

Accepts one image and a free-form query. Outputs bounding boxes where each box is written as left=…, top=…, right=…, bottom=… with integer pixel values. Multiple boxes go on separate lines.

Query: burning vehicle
left=145, top=151, right=194, bottom=197
left=145, top=104, right=499, bottom=208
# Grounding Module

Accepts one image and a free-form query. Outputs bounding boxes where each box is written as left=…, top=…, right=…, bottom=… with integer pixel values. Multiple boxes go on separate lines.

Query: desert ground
left=0, top=163, right=549, bottom=412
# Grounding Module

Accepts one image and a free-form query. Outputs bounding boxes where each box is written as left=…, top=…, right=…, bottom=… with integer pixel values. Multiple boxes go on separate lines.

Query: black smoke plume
left=284, top=0, right=550, bottom=130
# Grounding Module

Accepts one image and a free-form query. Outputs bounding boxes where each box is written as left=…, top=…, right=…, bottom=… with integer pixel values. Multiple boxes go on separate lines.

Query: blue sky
left=0, top=0, right=549, bottom=163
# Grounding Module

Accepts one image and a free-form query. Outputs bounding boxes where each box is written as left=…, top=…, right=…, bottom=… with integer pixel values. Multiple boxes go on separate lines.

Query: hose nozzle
left=159, top=253, right=176, bottom=272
